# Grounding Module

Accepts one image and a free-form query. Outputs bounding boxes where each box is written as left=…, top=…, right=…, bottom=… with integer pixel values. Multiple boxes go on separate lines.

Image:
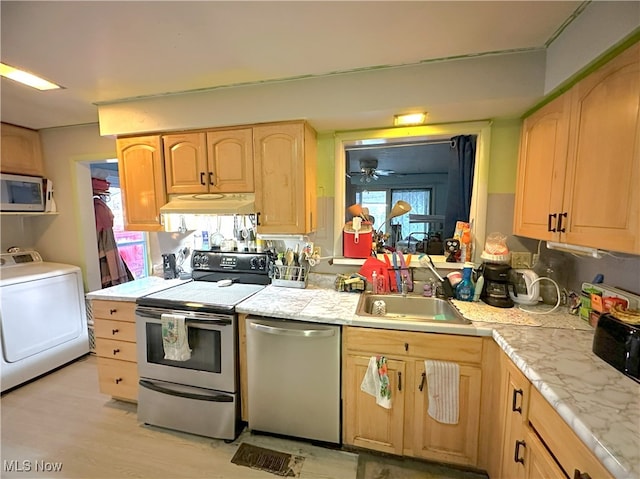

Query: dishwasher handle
left=248, top=320, right=336, bottom=338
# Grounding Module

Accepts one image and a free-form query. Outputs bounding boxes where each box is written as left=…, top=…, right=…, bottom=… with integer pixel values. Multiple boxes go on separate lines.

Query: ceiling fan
left=356, top=158, right=395, bottom=183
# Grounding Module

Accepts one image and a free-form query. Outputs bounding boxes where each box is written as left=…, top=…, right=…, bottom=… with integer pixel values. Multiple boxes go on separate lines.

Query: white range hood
left=159, top=193, right=256, bottom=215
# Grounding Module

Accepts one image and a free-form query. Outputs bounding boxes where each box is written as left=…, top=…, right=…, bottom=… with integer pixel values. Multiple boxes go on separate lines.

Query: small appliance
left=592, top=313, right=640, bottom=383
left=161, top=253, right=178, bottom=279
left=479, top=262, right=513, bottom=308
left=509, top=269, right=540, bottom=306
left=0, top=173, right=45, bottom=212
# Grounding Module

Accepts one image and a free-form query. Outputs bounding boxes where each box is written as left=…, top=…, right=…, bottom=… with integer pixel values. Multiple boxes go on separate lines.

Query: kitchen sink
left=356, top=293, right=471, bottom=324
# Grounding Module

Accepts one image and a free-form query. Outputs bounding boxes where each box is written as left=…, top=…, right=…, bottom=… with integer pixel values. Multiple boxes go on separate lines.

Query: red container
left=343, top=222, right=373, bottom=258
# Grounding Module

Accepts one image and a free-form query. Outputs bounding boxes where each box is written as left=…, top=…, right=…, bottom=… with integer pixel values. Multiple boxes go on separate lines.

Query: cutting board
left=358, top=257, right=387, bottom=282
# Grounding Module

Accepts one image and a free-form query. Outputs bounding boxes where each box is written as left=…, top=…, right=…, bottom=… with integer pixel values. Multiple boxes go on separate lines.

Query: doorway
left=89, top=161, right=148, bottom=282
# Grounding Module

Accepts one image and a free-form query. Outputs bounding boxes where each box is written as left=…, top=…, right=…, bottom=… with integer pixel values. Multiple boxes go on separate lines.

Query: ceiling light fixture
left=0, top=63, right=62, bottom=91
left=393, top=112, right=427, bottom=126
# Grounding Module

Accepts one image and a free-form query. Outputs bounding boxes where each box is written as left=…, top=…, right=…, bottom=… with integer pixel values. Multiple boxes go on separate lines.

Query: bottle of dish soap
left=455, top=262, right=475, bottom=301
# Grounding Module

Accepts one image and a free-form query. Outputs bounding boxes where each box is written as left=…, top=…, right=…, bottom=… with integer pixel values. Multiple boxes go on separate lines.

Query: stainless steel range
left=135, top=250, right=270, bottom=440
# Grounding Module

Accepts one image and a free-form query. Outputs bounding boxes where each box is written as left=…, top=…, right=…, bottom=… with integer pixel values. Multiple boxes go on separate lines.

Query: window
left=355, top=187, right=433, bottom=249
left=108, top=186, right=148, bottom=279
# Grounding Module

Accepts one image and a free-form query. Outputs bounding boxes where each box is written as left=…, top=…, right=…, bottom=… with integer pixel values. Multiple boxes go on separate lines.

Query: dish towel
left=161, top=313, right=191, bottom=361
left=425, top=359, right=459, bottom=424
left=360, top=356, right=392, bottom=409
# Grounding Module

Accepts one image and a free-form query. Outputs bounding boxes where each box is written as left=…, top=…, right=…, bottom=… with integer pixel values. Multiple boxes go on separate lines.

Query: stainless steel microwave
left=0, top=173, right=45, bottom=212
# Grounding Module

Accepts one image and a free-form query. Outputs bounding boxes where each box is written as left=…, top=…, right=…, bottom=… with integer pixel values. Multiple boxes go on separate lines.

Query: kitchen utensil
left=397, top=251, right=412, bottom=291
left=392, top=252, right=401, bottom=292
left=383, top=254, right=397, bottom=292
left=285, top=248, right=294, bottom=280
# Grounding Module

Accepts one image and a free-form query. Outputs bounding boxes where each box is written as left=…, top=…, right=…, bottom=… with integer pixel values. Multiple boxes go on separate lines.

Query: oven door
left=135, top=306, right=236, bottom=392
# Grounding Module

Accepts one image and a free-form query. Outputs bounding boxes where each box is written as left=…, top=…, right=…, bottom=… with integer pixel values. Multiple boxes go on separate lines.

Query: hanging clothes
left=92, top=178, right=133, bottom=288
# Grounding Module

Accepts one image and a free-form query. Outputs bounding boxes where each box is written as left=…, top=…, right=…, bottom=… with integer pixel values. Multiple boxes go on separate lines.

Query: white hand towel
left=360, top=356, right=392, bottom=409
left=161, top=313, right=191, bottom=361
left=425, top=359, right=459, bottom=424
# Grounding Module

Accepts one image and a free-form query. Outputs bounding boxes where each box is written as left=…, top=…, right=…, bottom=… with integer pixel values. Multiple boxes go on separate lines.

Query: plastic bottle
left=473, top=275, right=484, bottom=302
left=201, top=231, right=209, bottom=250
left=460, top=229, right=472, bottom=262
left=455, top=262, right=475, bottom=301
left=372, top=271, right=379, bottom=294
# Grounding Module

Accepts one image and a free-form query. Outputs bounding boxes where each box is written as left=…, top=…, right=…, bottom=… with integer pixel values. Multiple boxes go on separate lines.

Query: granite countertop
left=85, top=276, right=189, bottom=301
left=236, top=285, right=640, bottom=479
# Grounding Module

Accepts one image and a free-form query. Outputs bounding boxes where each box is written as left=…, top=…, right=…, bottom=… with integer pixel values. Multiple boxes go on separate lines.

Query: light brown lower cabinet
left=92, top=300, right=139, bottom=402
left=342, top=327, right=483, bottom=467
left=523, top=427, right=566, bottom=479
left=496, top=349, right=615, bottom=479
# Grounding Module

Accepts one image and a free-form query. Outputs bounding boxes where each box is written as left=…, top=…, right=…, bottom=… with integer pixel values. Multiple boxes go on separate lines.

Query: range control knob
left=250, top=256, right=266, bottom=270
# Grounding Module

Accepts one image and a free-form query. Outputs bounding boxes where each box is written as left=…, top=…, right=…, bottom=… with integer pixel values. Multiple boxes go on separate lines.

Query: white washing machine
left=0, top=250, right=89, bottom=392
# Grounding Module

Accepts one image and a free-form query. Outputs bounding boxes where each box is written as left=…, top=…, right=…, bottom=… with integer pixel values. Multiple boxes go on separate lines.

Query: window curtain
left=444, top=135, right=477, bottom=238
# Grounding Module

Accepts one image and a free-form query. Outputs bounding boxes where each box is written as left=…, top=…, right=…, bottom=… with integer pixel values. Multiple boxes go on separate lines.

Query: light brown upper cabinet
left=0, top=123, right=45, bottom=177
left=116, top=135, right=166, bottom=231
left=163, top=128, right=254, bottom=194
left=514, top=41, right=640, bottom=254
left=253, top=121, right=317, bottom=234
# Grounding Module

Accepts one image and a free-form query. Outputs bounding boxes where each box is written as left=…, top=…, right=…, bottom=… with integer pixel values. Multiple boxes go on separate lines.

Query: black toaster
left=592, top=313, right=640, bottom=383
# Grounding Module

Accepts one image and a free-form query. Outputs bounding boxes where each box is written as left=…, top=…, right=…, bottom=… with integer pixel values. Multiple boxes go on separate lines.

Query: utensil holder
left=270, top=264, right=308, bottom=289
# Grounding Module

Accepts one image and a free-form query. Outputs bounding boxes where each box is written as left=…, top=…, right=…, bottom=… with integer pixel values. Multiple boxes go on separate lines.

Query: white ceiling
left=1, top=1, right=585, bottom=131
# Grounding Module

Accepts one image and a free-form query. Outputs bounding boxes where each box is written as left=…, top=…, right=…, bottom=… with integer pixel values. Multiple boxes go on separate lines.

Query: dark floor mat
left=231, top=443, right=305, bottom=477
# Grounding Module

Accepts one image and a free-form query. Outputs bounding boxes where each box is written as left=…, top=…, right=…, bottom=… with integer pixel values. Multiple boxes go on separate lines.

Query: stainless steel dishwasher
left=245, top=316, right=341, bottom=444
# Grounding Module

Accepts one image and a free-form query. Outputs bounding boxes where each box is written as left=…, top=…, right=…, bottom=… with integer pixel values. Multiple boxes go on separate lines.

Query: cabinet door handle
left=548, top=213, right=557, bottom=232
left=109, top=308, right=117, bottom=314
left=574, top=469, right=592, bottom=479
left=115, top=377, right=122, bottom=384
left=512, top=388, right=523, bottom=414
left=514, top=440, right=526, bottom=464
left=558, top=212, right=567, bottom=233
left=113, top=348, right=120, bottom=355
left=112, top=329, right=119, bottom=335
left=256, top=212, right=261, bottom=226
left=200, top=172, right=206, bottom=185
left=208, top=172, right=214, bottom=186
left=397, top=372, right=402, bottom=391
left=419, top=371, right=426, bottom=391
left=404, top=342, right=409, bottom=352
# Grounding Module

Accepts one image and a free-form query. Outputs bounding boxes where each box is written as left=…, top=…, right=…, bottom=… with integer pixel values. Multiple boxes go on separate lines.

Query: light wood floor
left=1, top=355, right=358, bottom=479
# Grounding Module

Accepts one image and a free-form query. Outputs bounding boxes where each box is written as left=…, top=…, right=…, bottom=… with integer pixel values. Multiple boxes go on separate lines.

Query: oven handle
left=135, top=306, right=232, bottom=325
left=139, top=380, right=233, bottom=402
left=248, top=321, right=336, bottom=338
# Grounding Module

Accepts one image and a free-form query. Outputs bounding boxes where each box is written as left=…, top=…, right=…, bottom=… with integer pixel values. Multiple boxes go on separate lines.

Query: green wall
left=317, top=132, right=335, bottom=197
left=487, top=119, right=522, bottom=194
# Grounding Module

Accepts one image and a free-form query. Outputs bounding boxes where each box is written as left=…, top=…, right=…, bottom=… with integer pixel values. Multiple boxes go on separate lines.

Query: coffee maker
left=162, top=253, right=178, bottom=279
left=479, top=263, right=514, bottom=308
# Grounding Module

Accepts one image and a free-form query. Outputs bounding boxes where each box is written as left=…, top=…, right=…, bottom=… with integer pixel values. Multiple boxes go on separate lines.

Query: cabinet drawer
left=344, top=327, right=483, bottom=364
left=92, top=300, right=136, bottom=322
left=94, top=318, right=137, bottom=342
left=528, top=387, right=614, bottom=479
left=95, top=338, right=138, bottom=362
left=96, top=357, right=139, bottom=402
